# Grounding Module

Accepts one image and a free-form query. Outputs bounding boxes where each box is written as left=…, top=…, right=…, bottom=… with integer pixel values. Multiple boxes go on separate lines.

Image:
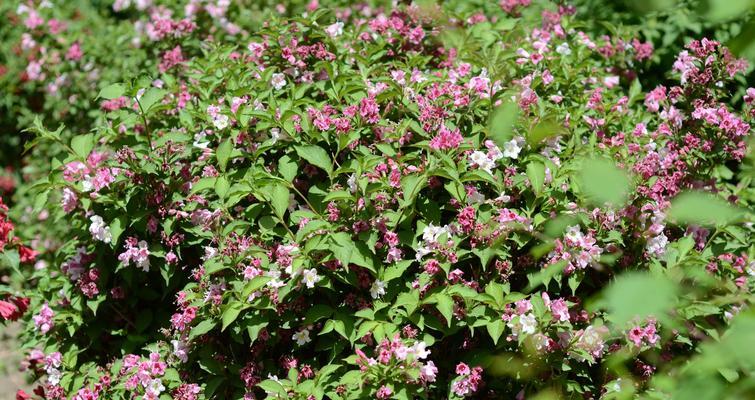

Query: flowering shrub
left=1, top=1, right=754, bottom=399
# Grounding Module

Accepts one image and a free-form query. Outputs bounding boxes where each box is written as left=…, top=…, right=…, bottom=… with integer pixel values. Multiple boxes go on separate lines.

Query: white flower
left=493, top=193, right=510, bottom=204
left=203, top=246, right=218, bottom=260
left=171, top=339, right=188, bottom=363
left=266, top=269, right=286, bottom=289
left=508, top=313, right=537, bottom=337
left=394, top=345, right=410, bottom=360
left=271, top=73, right=287, bottom=90
left=193, top=131, right=210, bottom=149
left=292, top=328, right=311, bottom=345
left=412, top=341, right=430, bottom=359
left=466, top=187, right=485, bottom=204
left=146, top=378, right=165, bottom=395
left=469, top=151, right=496, bottom=174
left=89, top=215, right=112, bottom=243
left=270, top=128, right=281, bottom=143
left=646, top=233, right=668, bottom=256
left=419, top=361, right=438, bottom=382
left=414, top=245, right=431, bottom=261
left=325, top=21, right=344, bottom=37
left=347, top=173, right=358, bottom=193
left=564, top=225, right=583, bottom=244
left=81, top=178, right=94, bottom=192
left=301, top=268, right=321, bottom=288
left=213, top=114, right=229, bottom=130
left=47, top=368, right=61, bottom=385
left=556, top=42, right=572, bottom=56
left=370, top=280, right=386, bottom=299
left=503, top=137, right=523, bottom=159
left=422, top=224, right=450, bottom=244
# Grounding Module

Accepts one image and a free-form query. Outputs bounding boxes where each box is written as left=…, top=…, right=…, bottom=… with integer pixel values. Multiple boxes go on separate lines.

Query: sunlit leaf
left=667, top=191, right=745, bottom=226
left=577, top=157, right=632, bottom=206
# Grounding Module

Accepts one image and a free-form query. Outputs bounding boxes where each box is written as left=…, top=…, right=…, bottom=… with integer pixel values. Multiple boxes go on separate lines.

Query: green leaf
left=0, top=249, right=21, bottom=276
left=488, top=100, right=519, bottom=148
left=597, top=272, right=678, bottom=326
left=97, top=83, right=125, bottom=100
left=269, top=184, right=290, bottom=219
left=706, top=0, right=755, bottom=22
left=243, top=276, right=272, bottom=298
left=486, top=319, right=506, bottom=345
left=71, top=133, right=94, bottom=159
left=434, top=293, right=455, bottom=327
left=527, top=118, right=563, bottom=147
left=667, top=191, right=745, bottom=226
left=109, top=215, right=127, bottom=247
left=577, top=157, right=631, bottom=206
left=278, top=155, right=298, bottom=181
left=138, top=88, right=167, bottom=113
left=216, top=139, right=232, bottom=171
left=401, top=174, right=426, bottom=207
left=295, top=145, right=333, bottom=177
left=526, top=161, right=545, bottom=196
left=258, top=379, right=287, bottom=396
left=214, top=176, right=230, bottom=199
left=221, top=302, right=244, bottom=331
left=189, top=319, right=217, bottom=340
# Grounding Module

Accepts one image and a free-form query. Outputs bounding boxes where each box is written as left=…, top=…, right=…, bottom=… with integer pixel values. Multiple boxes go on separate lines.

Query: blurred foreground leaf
left=577, top=157, right=632, bottom=207
left=667, top=191, right=745, bottom=226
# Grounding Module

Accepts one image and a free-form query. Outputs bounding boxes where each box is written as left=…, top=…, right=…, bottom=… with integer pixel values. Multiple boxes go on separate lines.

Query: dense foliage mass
left=0, top=1, right=753, bottom=399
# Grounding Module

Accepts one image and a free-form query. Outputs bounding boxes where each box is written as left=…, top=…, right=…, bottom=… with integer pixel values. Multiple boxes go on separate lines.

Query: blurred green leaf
left=577, top=157, right=632, bottom=206
left=597, top=272, right=678, bottom=326
left=706, top=0, right=755, bottom=23
left=667, top=191, right=745, bottom=226
left=488, top=100, right=519, bottom=149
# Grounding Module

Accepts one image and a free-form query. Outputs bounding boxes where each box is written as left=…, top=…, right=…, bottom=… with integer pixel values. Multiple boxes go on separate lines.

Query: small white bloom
left=347, top=173, right=358, bottom=193
left=266, top=269, right=286, bottom=289
left=301, top=268, right=321, bottom=288
left=81, top=178, right=94, bottom=192
left=508, top=313, right=537, bottom=337
left=213, top=114, right=229, bottom=130
left=422, top=224, right=450, bottom=244
left=412, top=341, right=430, bottom=359
left=370, top=280, right=386, bottom=299
left=89, top=215, right=112, bottom=243
left=414, top=245, right=431, bottom=260
left=325, top=21, right=344, bottom=37
left=146, top=378, right=165, bottom=395
left=556, top=42, right=571, bottom=55
left=270, top=127, right=281, bottom=143
left=271, top=73, right=287, bottom=90
left=469, top=151, right=495, bottom=174
left=564, top=225, right=583, bottom=244
left=292, top=328, right=311, bottom=345
left=394, top=345, right=410, bottom=360
left=503, top=137, right=523, bottom=159
left=466, top=187, right=485, bottom=204
left=193, top=131, right=210, bottom=149
left=646, top=233, right=668, bottom=256
left=171, top=340, right=188, bottom=363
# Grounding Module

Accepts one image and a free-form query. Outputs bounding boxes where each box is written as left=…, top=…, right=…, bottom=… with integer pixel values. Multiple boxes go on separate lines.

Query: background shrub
left=0, top=1, right=753, bottom=399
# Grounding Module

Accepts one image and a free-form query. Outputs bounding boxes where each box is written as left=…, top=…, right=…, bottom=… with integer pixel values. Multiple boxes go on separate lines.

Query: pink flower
left=429, top=125, right=464, bottom=150
left=159, top=46, right=186, bottom=73
left=66, top=42, right=83, bottom=61
left=61, top=188, right=78, bottom=213
left=33, top=303, right=54, bottom=334
left=376, top=385, right=393, bottom=399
